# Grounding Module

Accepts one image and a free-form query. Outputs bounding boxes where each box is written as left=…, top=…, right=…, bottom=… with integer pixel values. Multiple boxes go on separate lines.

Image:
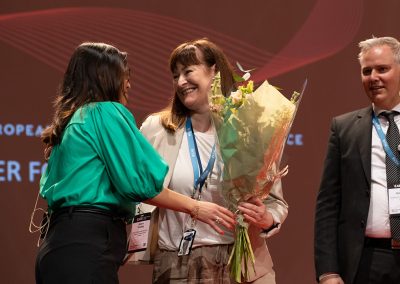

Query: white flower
left=242, top=72, right=251, bottom=81
left=230, top=90, right=243, bottom=105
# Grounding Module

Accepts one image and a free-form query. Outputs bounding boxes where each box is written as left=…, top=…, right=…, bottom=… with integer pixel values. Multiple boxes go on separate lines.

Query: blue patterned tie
left=382, top=111, right=400, bottom=241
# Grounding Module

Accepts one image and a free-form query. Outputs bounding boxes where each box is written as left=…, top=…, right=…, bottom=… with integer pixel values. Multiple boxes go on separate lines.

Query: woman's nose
left=177, top=74, right=187, bottom=86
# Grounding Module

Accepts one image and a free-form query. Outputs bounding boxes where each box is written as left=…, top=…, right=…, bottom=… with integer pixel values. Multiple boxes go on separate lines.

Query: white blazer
left=140, top=114, right=288, bottom=281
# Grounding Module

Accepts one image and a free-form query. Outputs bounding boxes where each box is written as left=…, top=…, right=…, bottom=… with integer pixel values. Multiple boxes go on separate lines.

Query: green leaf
left=233, top=73, right=245, bottom=83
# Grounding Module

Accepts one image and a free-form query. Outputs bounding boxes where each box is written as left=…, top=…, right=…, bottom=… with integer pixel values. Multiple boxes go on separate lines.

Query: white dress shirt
left=366, top=104, right=400, bottom=238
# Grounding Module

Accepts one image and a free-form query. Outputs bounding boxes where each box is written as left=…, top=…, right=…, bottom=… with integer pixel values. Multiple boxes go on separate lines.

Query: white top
left=158, top=129, right=234, bottom=250
left=366, top=104, right=400, bottom=238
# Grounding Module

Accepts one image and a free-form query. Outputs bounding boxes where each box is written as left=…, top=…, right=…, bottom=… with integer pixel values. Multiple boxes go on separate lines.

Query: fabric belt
left=364, top=237, right=400, bottom=250
left=50, top=205, right=128, bottom=223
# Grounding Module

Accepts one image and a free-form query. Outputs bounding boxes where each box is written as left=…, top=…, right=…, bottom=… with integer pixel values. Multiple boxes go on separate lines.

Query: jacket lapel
left=356, top=107, right=373, bottom=185
left=161, top=126, right=185, bottom=188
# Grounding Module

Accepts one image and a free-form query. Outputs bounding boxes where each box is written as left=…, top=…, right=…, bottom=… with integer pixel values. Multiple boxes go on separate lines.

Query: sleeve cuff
left=318, top=273, right=340, bottom=282
left=259, top=210, right=281, bottom=238
left=259, top=222, right=280, bottom=238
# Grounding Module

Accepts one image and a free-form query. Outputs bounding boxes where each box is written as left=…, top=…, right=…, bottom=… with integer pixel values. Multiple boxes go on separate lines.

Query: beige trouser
left=152, top=245, right=275, bottom=284
left=153, top=244, right=232, bottom=284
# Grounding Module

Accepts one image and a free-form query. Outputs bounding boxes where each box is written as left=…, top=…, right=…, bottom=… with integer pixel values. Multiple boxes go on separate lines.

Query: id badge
left=177, top=229, right=196, bottom=256
left=128, top=212, right=151, bottom=253
left=388, top=187, right=400, bottom=215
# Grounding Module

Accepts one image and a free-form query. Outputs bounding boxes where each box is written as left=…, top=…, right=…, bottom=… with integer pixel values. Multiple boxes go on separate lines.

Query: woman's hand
left=237, top=196, right=274, bottom=229
left=145, top=188, right=236, bottom=235
left=196, top=201, right=236, bottom=235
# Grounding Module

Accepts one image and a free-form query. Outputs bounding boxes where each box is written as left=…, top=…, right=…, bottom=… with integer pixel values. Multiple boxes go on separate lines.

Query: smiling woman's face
left=172, top=60, right=215, bottom=114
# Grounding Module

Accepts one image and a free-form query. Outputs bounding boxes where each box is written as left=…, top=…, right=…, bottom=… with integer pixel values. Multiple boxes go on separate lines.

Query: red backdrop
left=1, top=0, right=399, bottom=283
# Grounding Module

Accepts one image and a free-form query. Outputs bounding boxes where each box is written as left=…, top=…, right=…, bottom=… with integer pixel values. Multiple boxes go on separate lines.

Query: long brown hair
left=159, top=38, right=236, bottom=132
left=41, top=42, right=128, bottom=159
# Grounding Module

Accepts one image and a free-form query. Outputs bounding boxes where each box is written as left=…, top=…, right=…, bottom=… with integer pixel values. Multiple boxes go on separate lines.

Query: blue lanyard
left=372, top=113, right=400, bottom=166
left=185, top=117, right=216, bottom=199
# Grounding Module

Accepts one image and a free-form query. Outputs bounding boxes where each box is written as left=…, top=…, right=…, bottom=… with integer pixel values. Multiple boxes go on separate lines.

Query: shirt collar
left=373, top=103, right=400, bottom=116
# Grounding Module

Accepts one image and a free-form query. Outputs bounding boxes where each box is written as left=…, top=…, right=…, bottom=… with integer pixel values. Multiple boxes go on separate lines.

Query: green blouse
left=40, top=102, right=168, bottom=217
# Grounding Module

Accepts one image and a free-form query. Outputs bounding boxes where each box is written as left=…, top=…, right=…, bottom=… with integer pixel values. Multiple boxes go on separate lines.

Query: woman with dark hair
left=35, top=42, right=235, bottom=284
left=140, top=38, right=288, bottom=283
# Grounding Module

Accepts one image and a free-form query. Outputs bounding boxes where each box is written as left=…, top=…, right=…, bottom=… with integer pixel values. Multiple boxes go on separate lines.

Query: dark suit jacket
left=315, top=106, right=373, bottom=283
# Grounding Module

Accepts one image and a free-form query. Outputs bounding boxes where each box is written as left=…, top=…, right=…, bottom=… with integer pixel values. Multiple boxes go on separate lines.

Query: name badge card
left=388, top=187, right=400, bottom=215
left=128, top=212, right=151, bottom=253
left=177, top=229, right=196, bottom=256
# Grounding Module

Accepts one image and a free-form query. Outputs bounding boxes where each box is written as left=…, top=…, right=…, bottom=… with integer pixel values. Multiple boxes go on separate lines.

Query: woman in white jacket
left=141, top=38, right=288, bottom=284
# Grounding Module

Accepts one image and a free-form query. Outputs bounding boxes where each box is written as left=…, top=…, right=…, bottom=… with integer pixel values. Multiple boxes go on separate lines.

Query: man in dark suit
left=315, top=36, right=400, bottom=284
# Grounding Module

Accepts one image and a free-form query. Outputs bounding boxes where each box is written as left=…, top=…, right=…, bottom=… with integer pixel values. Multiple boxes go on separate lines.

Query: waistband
left=50, top=205, right=128, bottom=223
left=364, top=237, right=400, bottom=250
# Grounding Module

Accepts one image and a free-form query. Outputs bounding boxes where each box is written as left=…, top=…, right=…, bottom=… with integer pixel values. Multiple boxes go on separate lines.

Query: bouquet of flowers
left=209, top=71, right=305, bottom=282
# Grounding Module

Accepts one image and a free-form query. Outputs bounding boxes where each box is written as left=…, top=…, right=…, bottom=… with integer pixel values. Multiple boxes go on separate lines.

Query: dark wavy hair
left=159, top=38, right=236, bottom=132
left=41, top=42, right=128, bottom=159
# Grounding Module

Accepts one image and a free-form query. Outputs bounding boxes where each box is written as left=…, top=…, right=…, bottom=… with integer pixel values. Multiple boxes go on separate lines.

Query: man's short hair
left=358, top=36, right=400, bottom=63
